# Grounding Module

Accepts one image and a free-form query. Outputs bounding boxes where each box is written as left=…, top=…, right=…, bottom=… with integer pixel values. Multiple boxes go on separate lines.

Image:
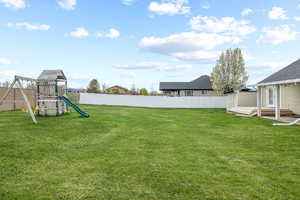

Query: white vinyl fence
left=80, top=93, right=232, bottom=108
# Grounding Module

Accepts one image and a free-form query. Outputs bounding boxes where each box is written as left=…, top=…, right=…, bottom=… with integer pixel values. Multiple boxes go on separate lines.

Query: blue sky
left=0, top=0, right=300, bottom=90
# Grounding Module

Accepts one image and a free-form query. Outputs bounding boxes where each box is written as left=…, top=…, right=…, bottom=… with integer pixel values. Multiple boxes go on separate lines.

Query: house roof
left=160, top=75, right=213, bottom=90
left=38, top=70, right=66, bottom=81
left=107, top=85, right=129, bottom=91
left=240, top=87, right=257, bottom=92
left=258, top=59, right=300, bottom=85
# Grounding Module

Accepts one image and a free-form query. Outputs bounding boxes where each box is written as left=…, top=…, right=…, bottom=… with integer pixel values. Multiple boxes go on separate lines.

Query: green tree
left=26, top=82, right=36, bottom=89
left=87, top=79, right=101, bottom=93
left=140, top=88, right=148, bottom=95
left=211, top=48, right=248, bottom=94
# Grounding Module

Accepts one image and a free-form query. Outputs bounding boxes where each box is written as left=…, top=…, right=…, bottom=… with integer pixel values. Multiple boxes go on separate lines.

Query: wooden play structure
left=0, top=70, right=89, bottom=124
left=37, top=70, right=68, bottom=116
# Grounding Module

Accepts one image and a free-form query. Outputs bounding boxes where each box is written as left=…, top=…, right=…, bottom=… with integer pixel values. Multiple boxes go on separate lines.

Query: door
left=267, top=86, right=275, bottom=107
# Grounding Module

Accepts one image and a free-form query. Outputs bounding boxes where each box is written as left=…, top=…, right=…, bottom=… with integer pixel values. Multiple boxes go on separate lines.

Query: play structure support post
left=17, top=79, right=38, bottom=124
left=257, top=86, right=262, bottom=117
left=65, top=80, right=68, bottom=112
left=37, top=82, right=40, bottom=116
left=275, top=85, right=281, bottom=121
left=55, top=80, right=59, bottom=116
left=13, top=88, right=16, bottom=110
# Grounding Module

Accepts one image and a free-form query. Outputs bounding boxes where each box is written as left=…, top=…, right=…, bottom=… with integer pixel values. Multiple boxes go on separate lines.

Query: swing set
left=0, top=75, right=38, bottom=123
left=0, top=70, right=89, bottom=124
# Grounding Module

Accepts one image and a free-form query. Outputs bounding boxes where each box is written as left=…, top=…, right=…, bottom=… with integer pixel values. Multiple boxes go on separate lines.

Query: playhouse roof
left=38, top=70, right=67, bottom=81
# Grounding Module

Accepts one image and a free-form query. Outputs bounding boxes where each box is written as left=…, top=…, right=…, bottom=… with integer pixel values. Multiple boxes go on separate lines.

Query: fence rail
left=80, top=93, right=231, bottom=108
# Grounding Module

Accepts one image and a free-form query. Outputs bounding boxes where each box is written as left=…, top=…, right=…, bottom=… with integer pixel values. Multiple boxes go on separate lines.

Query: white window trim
left=266, top=86, right=275, bottom=107
left=266, top=85, right=282, bottom=108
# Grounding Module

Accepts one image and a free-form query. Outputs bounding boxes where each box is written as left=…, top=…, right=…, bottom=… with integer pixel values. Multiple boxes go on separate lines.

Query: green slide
left=58, top=96, right=90, bottom=118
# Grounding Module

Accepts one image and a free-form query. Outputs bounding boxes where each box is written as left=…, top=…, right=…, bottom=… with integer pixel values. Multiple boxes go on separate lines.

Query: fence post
left=13, top=88, right=16, bottom=110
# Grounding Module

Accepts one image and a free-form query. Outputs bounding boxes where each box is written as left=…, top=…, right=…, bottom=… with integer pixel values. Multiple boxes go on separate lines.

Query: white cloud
left=119, top=72, right=136, bottom=79
left=69, top=73, right=100, bottom=82
left=114, top=61, right=192, bottom=71
left=247, top=61, right=290, bottom=84
left=250, top=62, right=288, bottom=70
left=70, top=27, right=89, bottom=38
left=0, top=70, right=17, bottom=81
left=268, top=6, right=288, bottom=20
left=140, top=32, right=239, bottom=51
left=294, top=17, right=300, bottom=22
left=201, top=1, right=210, bottom=9
left=170, top=50, right=219, bottom=63
left=160, top=65, right=192, bottom=71
left=140, top=32, right=239, bottom=63
left=257, top=25, right=297, bottom=45
left=114, top=62, right=165, bottom=70
left=8, top=22, right=50, bottom=31
left=241, top=8, right=253, bottom=16
left=242, top=50, right=255, bottom=61
left=148, top=0, right=190, bottom=16
left=97, top=29, right=120, bottom=39
left=58, top=0, right=76, bottom=10
left=0, top=58, right=11, bottom=65
left=122, top=0, right=135, bottom=6
left=189, top=16, right=256, bottom=36
left=0, top=0, right=25, bottom=8
left=105, top=28, right=120, bottom=39
left=95, top=32, right=103, bottom=38
left=298, top=4, right=300, bottom=9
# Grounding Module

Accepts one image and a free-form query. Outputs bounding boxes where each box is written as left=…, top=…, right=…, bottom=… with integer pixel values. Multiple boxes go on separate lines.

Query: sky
left=0, top=0, right=300, bottom=90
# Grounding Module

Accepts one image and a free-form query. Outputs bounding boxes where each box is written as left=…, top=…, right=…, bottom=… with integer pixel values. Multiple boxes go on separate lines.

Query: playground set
left=0, top=70, right=89, bottom=124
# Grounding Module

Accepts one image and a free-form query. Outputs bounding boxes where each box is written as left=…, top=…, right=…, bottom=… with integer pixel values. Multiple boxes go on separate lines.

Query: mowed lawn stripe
left=0, top=105, right=300, bottom=200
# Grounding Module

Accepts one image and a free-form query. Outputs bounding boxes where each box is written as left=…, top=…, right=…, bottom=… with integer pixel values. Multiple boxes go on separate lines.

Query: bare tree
left=211, top=48, right=248, bottom=94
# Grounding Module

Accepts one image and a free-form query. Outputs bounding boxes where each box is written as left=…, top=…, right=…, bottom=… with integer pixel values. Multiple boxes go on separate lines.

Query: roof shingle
left=160, top=75, right=212, bottom=90
left=259, top=59, right=300, bottom=84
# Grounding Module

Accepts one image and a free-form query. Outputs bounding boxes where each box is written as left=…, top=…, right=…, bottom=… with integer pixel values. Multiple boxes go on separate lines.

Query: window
left=184, top=90, right=193, bottom=96
left=202, top=90, right=208, bottom=95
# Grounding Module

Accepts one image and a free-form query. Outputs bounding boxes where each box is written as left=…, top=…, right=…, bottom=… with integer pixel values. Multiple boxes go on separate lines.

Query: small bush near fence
left=67, top=93, right=80, bottom=104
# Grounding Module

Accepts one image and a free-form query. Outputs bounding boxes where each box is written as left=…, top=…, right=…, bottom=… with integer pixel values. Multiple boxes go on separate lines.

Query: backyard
left=0, top=105, right=300, bottom=200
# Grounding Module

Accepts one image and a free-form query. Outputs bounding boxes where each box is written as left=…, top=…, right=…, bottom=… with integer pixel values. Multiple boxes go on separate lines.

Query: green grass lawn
left=0, top=105, right=300, bottom=200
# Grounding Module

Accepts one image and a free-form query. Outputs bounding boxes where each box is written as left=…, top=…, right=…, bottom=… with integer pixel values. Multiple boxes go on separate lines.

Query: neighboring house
left=107, top=85, right=129, bottom=94
left=160, top=75, right=217, bottom=96
left=257, top=59, right=300, bottom=120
